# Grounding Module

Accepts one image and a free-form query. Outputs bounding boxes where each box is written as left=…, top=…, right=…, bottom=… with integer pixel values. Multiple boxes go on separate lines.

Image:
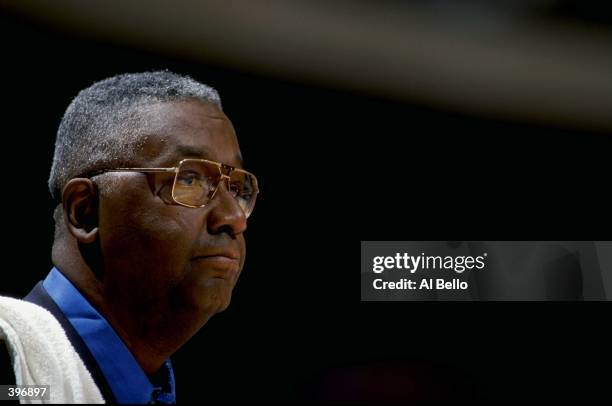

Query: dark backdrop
left=1, top=10, right=611, bottom=404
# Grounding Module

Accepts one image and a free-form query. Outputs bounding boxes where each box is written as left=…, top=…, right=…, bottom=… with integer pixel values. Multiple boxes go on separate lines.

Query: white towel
left=0, top=296, right=104, bottom=404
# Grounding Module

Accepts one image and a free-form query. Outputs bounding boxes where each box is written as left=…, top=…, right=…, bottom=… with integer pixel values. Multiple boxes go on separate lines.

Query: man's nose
left=206, top=180, right=247, bottom=236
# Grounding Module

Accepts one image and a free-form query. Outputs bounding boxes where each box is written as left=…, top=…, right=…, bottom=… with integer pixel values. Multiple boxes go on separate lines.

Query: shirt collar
left=43, top=267, right=176, bottom=404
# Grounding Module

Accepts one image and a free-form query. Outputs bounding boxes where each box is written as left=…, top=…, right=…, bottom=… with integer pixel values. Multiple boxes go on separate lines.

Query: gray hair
left=48, top=70, right=222, bottom=200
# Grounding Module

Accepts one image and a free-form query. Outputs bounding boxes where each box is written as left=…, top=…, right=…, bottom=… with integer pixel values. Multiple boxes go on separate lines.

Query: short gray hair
left=48, top=70, right=222, bottom=200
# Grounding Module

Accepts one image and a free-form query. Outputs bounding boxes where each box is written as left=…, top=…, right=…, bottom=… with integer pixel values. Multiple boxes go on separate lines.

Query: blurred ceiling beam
left=2, top=0, right=611, bottom=131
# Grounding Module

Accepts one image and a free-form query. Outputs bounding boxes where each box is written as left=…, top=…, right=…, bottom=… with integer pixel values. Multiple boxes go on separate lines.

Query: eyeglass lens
left=172, top=160, right=257, bottom=216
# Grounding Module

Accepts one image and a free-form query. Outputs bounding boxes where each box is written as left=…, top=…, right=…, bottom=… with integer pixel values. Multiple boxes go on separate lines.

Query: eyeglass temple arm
left=91, top=167, right=178, bottom=176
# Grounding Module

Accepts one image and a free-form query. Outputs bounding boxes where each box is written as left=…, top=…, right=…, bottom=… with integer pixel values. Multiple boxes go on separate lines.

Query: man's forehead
left=132, top=100, right=243, bottom=167
left=170, top=144, right=244, bottom=168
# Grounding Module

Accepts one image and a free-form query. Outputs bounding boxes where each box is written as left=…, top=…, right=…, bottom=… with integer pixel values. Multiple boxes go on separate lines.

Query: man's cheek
left=167, top=206, right=205, bottom=234
left=236, top=234, right=247, bottom=267
left=135, top=210, right=193, bottom=254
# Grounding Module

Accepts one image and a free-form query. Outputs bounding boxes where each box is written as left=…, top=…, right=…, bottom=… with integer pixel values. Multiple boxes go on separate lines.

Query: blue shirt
left=43, top=268, right=176, bottom=404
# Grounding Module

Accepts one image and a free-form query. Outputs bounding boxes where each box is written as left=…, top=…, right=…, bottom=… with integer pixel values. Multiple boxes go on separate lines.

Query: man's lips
left=191, top=253, right=241, bottom=278
left=192, top=251, right=240, bottom=261
left=193, top=254, right=240, bottom=263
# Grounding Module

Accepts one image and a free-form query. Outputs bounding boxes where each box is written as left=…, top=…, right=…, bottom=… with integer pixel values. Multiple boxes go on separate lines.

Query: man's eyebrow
left=175, top=145, right=213, bottom=159
left=173, top=145, right=244, bottom=167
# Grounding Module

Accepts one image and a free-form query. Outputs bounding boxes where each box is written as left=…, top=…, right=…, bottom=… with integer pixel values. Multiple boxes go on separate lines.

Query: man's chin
left=190, top=281, right=234, bottom=314
left=172, top=272, right=236, bottom=320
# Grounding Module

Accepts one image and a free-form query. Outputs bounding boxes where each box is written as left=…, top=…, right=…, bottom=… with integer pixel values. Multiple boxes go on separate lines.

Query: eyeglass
left=89, top=158, right=259, bottom=218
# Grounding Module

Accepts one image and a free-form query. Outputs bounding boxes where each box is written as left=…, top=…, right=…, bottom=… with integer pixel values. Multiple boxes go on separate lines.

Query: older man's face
left=97, top=100, right=247, bottom=334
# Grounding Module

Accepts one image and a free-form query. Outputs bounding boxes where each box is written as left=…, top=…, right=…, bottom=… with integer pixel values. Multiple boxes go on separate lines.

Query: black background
left=1, top=10, right=611, bottom=404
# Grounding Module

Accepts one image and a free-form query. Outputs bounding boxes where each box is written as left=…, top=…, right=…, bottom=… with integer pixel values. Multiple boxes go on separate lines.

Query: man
left=0, top=71, right=258, bottom=403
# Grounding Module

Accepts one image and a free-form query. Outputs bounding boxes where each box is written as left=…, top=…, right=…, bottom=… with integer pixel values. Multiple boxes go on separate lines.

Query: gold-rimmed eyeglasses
left=89, top=158, right=259, bottom=218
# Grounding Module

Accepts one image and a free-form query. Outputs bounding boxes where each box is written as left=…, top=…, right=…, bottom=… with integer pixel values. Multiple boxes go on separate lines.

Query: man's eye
left=177, top=171, right=201, bottom=186
left=231, top=183, right=253, bottom=199
left=230, top=182, right=251, bottom=197
left=229, top=183, right=241, bottom=194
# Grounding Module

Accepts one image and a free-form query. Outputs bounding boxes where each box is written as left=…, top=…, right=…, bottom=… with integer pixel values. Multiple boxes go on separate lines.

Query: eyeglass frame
left=87, top=158, right=259, bottom=217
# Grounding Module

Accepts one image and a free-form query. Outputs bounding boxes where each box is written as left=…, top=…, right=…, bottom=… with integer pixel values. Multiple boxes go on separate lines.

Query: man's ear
left=62, top=178, right=99, bottom=244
